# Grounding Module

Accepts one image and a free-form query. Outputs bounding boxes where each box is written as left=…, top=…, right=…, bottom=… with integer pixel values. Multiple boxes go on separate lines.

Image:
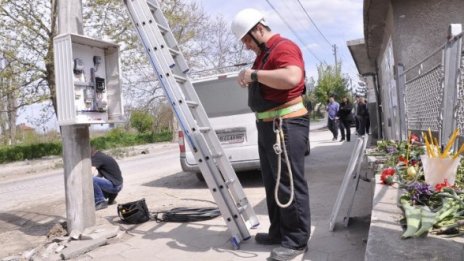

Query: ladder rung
left=237, top=204, right=249, bottom=214
left=186, top=100, right=199, bottom=108
left=169, top=48, right=181, bottom=57
left=212, top=152, right=223, bottom=158
left=147, top=0, right=159, bottom=10
left=157, top=23, right=168, bottom=34
left=173, top=74, right=187, bottom=83
left=224, top=177, right=235, bottom=185
left=198, top=127, right=211, bottom=133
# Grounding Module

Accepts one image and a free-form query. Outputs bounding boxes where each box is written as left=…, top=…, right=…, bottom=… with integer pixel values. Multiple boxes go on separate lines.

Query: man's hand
left=238, top=69, right=252, bottom=88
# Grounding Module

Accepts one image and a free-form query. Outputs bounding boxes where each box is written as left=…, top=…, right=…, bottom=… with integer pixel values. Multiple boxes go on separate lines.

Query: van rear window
left=193, top=76, right=252, bottom=118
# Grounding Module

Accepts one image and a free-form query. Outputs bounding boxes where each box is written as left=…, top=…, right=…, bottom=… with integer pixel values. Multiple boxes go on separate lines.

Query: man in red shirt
left=232, top=8, right=310, bottom=261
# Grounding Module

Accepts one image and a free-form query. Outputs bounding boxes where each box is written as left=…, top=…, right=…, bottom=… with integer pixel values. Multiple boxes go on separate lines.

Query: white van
left=178, top=72, right=260, bottom=180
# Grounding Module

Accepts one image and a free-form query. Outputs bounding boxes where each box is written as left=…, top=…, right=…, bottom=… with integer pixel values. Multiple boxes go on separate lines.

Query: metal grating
left=456, top=52, right=464, bottom=131
left=404, top=64, right=443, bottom=131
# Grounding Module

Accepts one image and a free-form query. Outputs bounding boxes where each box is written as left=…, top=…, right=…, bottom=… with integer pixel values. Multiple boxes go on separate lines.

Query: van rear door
left=183, top=73, right=260, bottom=172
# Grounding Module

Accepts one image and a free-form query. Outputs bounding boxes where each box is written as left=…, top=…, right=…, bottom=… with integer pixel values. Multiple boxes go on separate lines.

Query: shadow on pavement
left=141, top=170, right=263, bottom=189
left=0, top=210, right=61, bottom=237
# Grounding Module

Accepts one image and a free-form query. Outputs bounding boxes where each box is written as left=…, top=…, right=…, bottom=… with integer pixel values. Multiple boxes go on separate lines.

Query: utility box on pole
left=54, top=33, right=124, bottom=126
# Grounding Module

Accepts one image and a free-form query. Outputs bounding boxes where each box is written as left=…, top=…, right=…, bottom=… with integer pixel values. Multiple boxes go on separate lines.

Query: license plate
left=218, top=133, right=245, bottom=144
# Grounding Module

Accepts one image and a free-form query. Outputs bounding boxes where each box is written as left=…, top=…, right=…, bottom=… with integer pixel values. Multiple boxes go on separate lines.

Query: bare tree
left=0, top=0, right=58, bottom=143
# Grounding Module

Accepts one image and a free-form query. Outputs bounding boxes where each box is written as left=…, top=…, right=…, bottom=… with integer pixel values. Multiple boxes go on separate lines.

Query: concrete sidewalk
left=76, top=127, right=372, bottom=261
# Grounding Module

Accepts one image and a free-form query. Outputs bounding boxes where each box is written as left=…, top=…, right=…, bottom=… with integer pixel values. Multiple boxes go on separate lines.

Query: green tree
left=314, top=63, right=349, bottom=105
left=130, top=110, right=154, bottom=134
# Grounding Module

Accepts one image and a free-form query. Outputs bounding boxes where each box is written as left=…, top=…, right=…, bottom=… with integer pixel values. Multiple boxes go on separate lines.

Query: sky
left=193, top=0, right=364, bottom=86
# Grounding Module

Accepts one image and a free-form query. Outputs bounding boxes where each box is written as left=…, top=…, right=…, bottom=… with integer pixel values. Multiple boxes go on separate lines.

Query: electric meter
left=53, top=33, right=125, bottom=125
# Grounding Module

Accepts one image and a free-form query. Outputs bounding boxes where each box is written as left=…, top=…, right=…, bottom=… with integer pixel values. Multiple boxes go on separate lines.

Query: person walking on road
left=231, top=8, right=310, bottom=260
left=356, top=96, right=369, bottom=136
left=91, top=147, right=123, bottom=210
left=326, top=95, right=339, bottom=141
left=337, top=96, right=354, bottom=142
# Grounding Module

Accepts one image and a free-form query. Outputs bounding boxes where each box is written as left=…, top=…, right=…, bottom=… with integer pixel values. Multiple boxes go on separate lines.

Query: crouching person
left=91, top=147, right=123, bottom=210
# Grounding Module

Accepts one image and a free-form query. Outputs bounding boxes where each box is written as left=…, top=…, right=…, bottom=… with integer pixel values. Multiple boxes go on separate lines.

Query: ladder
left=123, top=0, right=259, bottom=249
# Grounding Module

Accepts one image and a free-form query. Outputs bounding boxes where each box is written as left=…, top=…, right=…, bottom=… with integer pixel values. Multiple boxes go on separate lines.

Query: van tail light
left=178, top=130, right=185, bottom=153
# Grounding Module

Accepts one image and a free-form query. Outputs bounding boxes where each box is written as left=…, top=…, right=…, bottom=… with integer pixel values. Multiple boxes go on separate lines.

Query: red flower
left=398, top=155, right=408, bottom=165
left=410, top=133, right=420, bottom=143
left=435, top=179, right=450, bottom=192
left=380, top=167, right=396, bottom=185
left=382, top=167, right=395, bottom=176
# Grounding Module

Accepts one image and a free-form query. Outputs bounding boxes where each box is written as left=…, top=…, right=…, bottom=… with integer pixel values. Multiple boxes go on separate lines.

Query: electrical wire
left=293, top=0, right=361, bottom=76
left=296, top=0, right=333, bottom=48
left=265, top=0, right=325, bottom=64
left=153, top=207, right=221, bottom=222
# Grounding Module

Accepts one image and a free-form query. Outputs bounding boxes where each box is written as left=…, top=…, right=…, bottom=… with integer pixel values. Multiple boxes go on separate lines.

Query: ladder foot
left=230, top=236, right=240, bottom=250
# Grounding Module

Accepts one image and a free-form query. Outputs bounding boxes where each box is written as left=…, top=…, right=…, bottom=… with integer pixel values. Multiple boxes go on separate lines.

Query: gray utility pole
left=333, top=44, right=338, bottom=74
left=57, top=0, right=95, bottom=233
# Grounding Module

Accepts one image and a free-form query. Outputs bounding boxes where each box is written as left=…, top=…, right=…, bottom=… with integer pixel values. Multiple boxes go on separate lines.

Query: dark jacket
left=91, top=151, right=123, bottom=186
left=337, top=102, right=354, bottom=123
left=356, top=102, right=369, bottom=118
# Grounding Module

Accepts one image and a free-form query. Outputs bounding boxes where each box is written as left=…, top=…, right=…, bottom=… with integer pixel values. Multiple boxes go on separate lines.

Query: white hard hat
left=231, top=8, right=267, bottom=40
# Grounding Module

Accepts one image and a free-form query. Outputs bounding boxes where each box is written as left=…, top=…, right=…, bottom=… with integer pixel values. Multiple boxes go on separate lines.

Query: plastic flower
left=434, top=179, right=451, bottom=192
left=410, top=133, right=420, bottom=143
left=405, top=182, right=433, bottom=205
left=386, top=146, right=398, bottom=154
left=380, top=167, right=396, bottom=185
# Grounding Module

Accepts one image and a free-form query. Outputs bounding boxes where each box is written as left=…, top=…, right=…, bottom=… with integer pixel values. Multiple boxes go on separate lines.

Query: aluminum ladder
left=123, top=0, right=259, bottom=249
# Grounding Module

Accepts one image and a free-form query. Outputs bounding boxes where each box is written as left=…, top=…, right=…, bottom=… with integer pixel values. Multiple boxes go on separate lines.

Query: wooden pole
left=57, top=0, right=95, bottom=233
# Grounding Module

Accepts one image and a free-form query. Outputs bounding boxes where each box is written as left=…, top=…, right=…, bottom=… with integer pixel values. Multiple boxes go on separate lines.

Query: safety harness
left=256, top=102, right=305, bottom=120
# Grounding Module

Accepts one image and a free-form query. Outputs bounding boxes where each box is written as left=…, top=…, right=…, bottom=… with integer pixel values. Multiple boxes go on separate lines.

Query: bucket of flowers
left=374, top=129, right=464, bottom=238
left=397, top=129, right=464, bottom=238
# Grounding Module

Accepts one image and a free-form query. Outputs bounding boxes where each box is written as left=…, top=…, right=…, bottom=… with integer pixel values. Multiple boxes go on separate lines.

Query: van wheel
left=196, top=172, right=205, bottom=182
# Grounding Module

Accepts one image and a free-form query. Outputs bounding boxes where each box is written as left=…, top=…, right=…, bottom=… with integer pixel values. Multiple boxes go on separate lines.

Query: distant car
left=178, top=72, right=260, bottom=180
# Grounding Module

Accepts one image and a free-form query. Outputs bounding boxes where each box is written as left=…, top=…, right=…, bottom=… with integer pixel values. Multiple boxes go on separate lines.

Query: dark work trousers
left=256, top=116, right=310, bottom=250
left=339, top=119, right=351, bottom=141
left=327, top=118, right=338, bottom=139
left=357, top=116, right=368, bottom=136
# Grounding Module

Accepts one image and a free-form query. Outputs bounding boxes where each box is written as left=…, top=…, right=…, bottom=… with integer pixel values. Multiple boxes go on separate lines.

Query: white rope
left=273, top=118, right=294, bottom=208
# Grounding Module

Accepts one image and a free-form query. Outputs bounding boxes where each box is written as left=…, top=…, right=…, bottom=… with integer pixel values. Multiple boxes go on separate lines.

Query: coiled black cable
left=153, top=207, right=221, bottom=222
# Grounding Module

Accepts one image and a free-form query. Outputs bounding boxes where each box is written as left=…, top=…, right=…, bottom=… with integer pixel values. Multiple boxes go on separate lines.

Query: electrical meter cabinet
left=54, top=33, right=124, bottom=125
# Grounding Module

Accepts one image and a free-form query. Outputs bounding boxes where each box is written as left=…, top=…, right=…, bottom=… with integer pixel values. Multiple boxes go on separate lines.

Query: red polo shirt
left=252, top=34, right=305, bottom=103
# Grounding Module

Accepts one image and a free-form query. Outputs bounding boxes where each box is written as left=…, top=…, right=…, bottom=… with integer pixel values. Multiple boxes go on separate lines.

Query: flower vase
left=420, top=155, right=461, bottom=186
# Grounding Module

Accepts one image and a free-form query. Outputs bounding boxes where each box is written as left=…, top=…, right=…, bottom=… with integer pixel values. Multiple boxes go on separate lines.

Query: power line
left=296, top=0, right=332, bottom=48
left=265, top=0, right=325, bottom=64
left=293, top=0, right=360, bottom=75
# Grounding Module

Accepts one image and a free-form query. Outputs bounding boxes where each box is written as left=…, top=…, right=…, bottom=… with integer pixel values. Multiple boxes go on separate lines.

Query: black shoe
left=332, top=137, right=337, bottom=141
left=255, top=233, right=281, bottom=245
left=270, top=246, right=307, bottom=260
left=107, top=193, right=118, bottom=205
left=340, top=138, right=345, bottom=142
left=95, top=201, right=108, bottom=210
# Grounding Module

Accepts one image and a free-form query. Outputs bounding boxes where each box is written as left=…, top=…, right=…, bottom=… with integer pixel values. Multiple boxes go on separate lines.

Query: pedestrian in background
left=91, top=147, right=123, bottom=210
left=356, top=96, right=369, bottom=136
left=326, top=95, right=339, bottom=141
left=231, top=8, right=310, bottom=260
left=337, top=96, right=354, bottom=142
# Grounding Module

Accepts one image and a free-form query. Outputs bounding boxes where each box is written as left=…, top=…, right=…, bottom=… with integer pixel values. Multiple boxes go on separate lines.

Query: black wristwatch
left=251, top=70, right=258, bottom=82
